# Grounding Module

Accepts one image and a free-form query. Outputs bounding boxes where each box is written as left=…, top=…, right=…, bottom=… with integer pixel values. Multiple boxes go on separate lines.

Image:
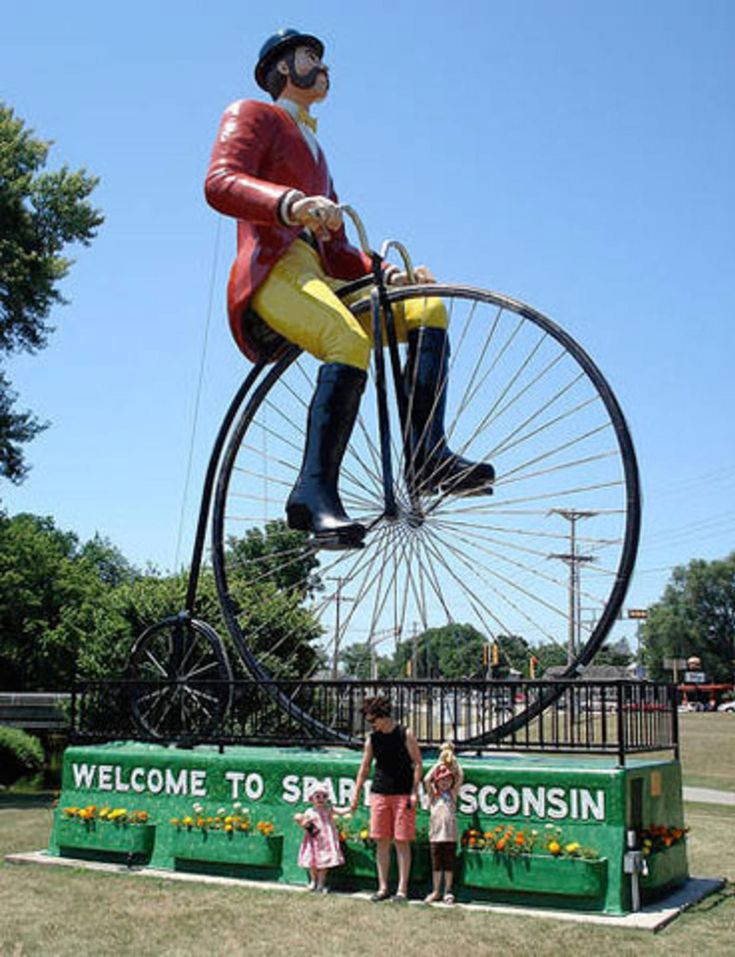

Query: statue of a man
left=205, top=28, right=494, bottom=549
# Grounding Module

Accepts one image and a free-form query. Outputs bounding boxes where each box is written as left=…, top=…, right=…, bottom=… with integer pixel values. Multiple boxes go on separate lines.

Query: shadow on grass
left=686, top=881, right=734, bottom=915
left=0, top=791, right=57, bottom=810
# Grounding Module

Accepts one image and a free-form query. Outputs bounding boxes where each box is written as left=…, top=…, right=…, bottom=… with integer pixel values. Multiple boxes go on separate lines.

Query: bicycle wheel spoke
left=211, top=284, right=639, bottom=747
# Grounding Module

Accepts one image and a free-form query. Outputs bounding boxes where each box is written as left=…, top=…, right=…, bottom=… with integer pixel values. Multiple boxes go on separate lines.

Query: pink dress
left=297, top=806, right=345, bottom=870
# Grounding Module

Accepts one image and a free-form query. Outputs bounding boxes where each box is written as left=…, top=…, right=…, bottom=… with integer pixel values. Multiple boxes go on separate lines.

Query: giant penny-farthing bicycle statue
left=126, top=29, right=640, bottom=748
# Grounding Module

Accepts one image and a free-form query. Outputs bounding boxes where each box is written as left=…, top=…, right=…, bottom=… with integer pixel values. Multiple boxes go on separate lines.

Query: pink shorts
left=369, top=793, right=416, bottom=842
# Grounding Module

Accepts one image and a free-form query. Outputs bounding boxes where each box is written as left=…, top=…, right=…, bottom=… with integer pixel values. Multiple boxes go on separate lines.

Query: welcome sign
left=50, top=741, right=687, bottom=915
left=69, top=759, right=607, bottom=822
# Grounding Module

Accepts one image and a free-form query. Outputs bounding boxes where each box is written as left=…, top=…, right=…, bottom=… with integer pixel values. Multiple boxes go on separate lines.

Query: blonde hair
left=425, top=741, right=463, bottom=795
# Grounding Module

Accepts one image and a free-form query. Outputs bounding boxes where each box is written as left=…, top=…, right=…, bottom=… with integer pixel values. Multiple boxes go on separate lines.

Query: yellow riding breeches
left=250, top=239, right=448, bottom=371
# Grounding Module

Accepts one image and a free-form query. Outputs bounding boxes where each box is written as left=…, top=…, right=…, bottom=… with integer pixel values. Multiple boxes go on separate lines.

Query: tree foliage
left=641, top=554, right=735, bottom=682
left=390, top=623, right=488, bottom=679
left=0, top=103, right=103, bottom=481
left=0, top=513, right=324, bottom=690
left=0, top=513, right=120, bottom=689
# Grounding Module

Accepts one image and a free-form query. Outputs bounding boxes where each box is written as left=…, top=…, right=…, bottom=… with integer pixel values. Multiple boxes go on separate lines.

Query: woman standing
left=350, top=695, right=423, bottom=902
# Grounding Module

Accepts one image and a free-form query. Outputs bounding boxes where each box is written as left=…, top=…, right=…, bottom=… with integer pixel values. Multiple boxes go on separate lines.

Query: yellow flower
left=359, top=828, right=370, bottom=841
left=182, top=816, right=193, bottom=828
left=565, top=842, right=580, bottom=854
left=548, top=840, right=561, bottom=856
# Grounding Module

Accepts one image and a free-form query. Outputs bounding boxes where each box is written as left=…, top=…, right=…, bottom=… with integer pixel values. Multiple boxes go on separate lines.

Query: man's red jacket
left=205, top=99, right=372, bottom=361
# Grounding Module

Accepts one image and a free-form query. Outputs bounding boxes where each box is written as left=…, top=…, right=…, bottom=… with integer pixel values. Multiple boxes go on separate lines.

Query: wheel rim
left=211, top=285, right=640, bottom=745
left=127, top=617, right=233, bottom=738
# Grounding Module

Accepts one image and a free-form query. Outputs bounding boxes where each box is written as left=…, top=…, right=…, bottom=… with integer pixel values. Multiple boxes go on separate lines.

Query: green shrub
left=0, top=725, right=44, bottom=786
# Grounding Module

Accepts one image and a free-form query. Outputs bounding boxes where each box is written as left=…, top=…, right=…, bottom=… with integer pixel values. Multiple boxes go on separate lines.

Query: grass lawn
left=677, top=713, right=735, bottom=791
left=0, top=799, right=733, bottom=955
left=0, top=716, right=733, bottom=955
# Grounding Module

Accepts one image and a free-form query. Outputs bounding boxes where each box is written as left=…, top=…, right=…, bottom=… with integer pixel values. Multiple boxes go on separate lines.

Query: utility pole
left=327, top=576, right=354, bottom=680
left=411, top=621, right=419, bottom=679
left=548, top=509, right=597, bottom=665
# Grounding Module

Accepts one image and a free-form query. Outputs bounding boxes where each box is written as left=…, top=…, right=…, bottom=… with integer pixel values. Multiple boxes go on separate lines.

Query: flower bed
left=459, top=824, right=607, bottom=899
left=639, top=825, right=689, bottom=895
left=56, top=806, right=155, bottom=863
left=170, top=803, right=282, bottom=869
left=461, top=849, right=608, bottom=898
left=171, top=828, right=284, bottom=868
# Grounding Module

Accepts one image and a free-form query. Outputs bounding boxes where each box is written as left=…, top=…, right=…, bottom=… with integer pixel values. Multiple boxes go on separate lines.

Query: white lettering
left=478, top=785, right=498, bottom=815
left=338, top=777, right=355, bottom=807
left=164, top=768, right=188, bottom=796
left=147, top=768, right=164, bottom=794
left=225, top=771, right=246, bottom=800
left=521, top=787, right=545, bottom=819
left=499, top=785, right=521, bottom=816
left=570, top=788, right=578, bottom=819
left=302, top=775, right=319, bottom=802
left=282, top=774, right=300, bottom=804
left=458, top=783, right=477, bottom=815
left=72, top=763, right=95, bottom=789
left=244, top=773, right=264, bottom=801
left=190, top=770, right=207, bottom=797
left=580, top=789, right=605, bottom=821
left=547, top=787, right=568, bottom=820
left=98, top=765, right=113, bottom=791
left=113, top=766, right=130, bottom=792
left=130, top=767, right=146, bottom=793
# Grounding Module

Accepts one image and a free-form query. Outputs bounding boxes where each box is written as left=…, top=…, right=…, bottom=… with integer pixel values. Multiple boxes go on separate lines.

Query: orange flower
left=496, top=839, right=507, bottom=852
left=548, top=840, right=561, bottom=856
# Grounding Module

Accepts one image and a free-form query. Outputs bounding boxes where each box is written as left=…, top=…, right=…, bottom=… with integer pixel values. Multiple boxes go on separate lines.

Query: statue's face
left=279, top=44, right=329, bottom=101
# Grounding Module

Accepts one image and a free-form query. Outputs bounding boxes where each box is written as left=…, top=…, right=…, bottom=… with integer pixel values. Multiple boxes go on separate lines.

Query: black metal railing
left=69, top=678, right=678, bottom=764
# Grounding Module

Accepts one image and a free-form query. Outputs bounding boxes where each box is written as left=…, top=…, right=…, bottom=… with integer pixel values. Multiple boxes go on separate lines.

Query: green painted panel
left=462, top=850, right=608, bottom=898
left=50, top=742, right=688, bottom=914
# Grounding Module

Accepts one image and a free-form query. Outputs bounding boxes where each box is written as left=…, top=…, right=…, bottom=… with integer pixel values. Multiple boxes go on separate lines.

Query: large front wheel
left=211, top=285, right=640, bottom=745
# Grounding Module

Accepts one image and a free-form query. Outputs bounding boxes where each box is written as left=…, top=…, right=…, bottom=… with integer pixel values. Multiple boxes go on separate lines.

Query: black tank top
left=371, top=724, right=414, bottom=795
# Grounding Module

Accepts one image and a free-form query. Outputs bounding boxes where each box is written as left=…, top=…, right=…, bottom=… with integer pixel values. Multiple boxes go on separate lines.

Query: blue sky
left=3, top=0, right=734, bottom=650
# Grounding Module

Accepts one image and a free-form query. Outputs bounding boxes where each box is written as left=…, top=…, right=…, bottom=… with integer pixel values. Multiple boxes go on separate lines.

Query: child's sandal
left=424, top=892, right=441, bottom=903
left=443, top=893, right=456, bottom=905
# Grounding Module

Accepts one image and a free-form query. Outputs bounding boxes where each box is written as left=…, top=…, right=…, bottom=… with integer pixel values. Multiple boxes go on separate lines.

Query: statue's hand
left=386, top=264, right=437, bottom=286
left=289, top=195, right=343, bottom=239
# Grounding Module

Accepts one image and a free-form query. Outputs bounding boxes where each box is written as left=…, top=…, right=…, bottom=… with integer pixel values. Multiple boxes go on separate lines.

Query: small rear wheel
left=127, top=616, right=232, bottom=738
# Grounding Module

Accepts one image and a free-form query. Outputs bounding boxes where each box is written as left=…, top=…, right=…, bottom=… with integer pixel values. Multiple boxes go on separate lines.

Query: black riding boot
left=405, top=327, right=495, bottom=495
left=286, top=362, right=367, bottom=548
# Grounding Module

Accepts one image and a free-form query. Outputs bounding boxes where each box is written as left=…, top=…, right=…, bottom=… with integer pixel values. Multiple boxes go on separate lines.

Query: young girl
left=423, top=742, right=464, bottom=904
left=294, top=781, right=346, bottom=893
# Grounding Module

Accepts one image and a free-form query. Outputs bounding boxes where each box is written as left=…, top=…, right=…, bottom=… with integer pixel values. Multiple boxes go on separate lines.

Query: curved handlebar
left=339, top=205, right=417, bottom=284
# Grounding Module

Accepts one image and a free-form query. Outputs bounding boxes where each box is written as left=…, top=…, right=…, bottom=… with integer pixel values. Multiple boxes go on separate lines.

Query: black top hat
left=254, top=28, right=324, bottom=90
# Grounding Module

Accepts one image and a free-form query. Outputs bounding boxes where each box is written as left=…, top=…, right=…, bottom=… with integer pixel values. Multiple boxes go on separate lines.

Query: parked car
left=717, top=699, right=735, bottom=713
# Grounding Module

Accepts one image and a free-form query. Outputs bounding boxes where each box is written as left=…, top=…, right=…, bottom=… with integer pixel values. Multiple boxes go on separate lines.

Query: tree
left=392, top=623, right=488, bottom=679
left=641, top=554, right=735, bottom=682
left=339, top=641, right=392, bottom=680
left=225, top=520, right=322, bottom=599
left=0, top=513, right=123, bottom=689
left=0, top=104, right=103, bottom=481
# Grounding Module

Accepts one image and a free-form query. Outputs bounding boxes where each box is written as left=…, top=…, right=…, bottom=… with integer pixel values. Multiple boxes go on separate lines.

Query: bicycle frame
left=181, top=207, right=420, bottom=616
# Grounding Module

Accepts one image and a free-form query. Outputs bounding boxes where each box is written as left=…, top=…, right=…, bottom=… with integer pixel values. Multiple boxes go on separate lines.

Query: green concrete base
left=49, top=742, right=689, bottom=915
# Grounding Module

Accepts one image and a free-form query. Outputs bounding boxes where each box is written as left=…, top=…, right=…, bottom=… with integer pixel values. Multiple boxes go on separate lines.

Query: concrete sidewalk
left=683, top=787, right=735, bottom=806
